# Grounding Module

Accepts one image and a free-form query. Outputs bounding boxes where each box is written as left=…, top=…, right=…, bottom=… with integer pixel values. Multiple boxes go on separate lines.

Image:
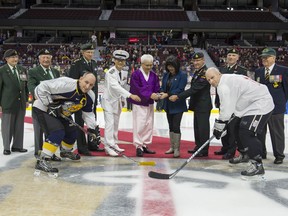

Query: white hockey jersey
left=217, top=74, right=274, bottom=121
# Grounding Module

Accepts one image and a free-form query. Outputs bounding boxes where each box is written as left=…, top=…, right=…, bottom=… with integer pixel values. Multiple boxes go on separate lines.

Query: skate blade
left=241, top=174, right=266, bottom=182
left=34, top=169, right=58, bottom=179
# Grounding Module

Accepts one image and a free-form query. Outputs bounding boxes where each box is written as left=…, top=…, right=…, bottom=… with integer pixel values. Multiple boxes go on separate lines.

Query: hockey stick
left=61, top=114, right=156, bottom=166
left=148, top=135, right=215, bottom=179
left=148, top=116, right=235, bottom=179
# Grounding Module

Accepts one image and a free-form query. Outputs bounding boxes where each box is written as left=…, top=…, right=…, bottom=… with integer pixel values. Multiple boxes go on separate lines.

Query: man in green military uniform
left=28, top=49, right=61, bottom=160
left=68, top=43, right=104, bottom=155
left=0, top=49, right=29, bottom=155
left=214, top=48, right=248, bottom=159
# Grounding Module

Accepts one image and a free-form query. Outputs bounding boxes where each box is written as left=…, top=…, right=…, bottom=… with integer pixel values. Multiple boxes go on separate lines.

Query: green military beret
left=80, top=43, right=95, bottom=51
left=3, top=49, right=18, bottom=59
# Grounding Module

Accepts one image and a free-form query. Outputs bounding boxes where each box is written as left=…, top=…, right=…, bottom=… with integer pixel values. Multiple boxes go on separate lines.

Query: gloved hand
left=88, top=126, right=101, bottom=143
left=213, top=119, right=227, bottom=139
left=47, top=103, right=62, bottom=118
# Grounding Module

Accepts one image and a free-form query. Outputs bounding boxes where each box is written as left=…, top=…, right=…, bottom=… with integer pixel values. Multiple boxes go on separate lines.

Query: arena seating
left=109, top=10, right=189, bottom=21
left=17, top=9, right=102, bottom=20
left=197, top=11, right=282, bottom=22
left=0, top=8, right=18, bottom=19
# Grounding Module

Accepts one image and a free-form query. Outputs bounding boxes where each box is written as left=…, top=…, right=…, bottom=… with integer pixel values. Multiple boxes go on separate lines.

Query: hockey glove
left=88, top=126, right=101, bottom=143
left=213, top=119, right=227, bottom=140
left=47, top=103, right=62, bottom=118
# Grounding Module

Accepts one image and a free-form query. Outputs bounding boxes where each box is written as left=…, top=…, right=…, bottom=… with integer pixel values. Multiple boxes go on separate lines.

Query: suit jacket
left=28, top=65, right=60, bottom=100
left=255, top=64, right=288, bottom=114
left=178, top=65, right=212, bottom=112
left=68, top=56, right=98, bottom=104
left=0, top=64, right=28, bottom=113
left=160, top=71, right=187, bottom=114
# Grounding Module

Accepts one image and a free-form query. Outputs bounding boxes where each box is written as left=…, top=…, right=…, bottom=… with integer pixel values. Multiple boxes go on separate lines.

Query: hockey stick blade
left=148, top=171, right=171, bottom=179
left=139, top=161, right=156, bottom=166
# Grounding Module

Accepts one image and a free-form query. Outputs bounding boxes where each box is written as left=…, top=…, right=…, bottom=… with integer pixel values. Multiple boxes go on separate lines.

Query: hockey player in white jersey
left=206, top=67, right=274, bottom=179
left=32, top=72, right=99, bottom=177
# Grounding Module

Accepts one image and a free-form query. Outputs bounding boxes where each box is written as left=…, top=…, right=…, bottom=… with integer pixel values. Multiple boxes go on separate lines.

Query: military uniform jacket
left=0, top=64, right=28, bottom=113
left=215, top=64, right=248, bottom=108
left=255, top=64, right=288, bottom=114
left=28, top=65, right=60, bottom=100
left=220, top=64, right=248, bottom=75
left=177, top=65, right=212, bottom=112
left=68, top=56, right=98, bottom=104
left=101, top=66, right=131, bottom=114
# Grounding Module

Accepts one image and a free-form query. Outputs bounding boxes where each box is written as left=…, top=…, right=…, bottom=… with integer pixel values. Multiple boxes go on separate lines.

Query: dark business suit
left=0, top=64, right=28, bottom=151
left=255, top=64, right=288, bottom=160
left=28, top=65, right=60, bottom=156
left=68, top=56, right=99, bottom=154
left=178, top=65, right=212, bottom=154
left=216, top=64, right=248, bottom=156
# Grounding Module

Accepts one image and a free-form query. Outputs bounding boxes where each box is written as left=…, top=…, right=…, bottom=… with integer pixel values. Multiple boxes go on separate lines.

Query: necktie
left=88, top=62, right=92, bottom=69
left=265, top=68, right=270, bottom=81
left=13, top=66, right=20, bottom=82
left=119, top=72, right=122, bottom=80
left=46, top=68, right=54, bottom=79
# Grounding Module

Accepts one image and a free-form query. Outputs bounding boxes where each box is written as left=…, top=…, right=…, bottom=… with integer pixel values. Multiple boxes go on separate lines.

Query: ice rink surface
left=0, top=111, right=287, bottom=216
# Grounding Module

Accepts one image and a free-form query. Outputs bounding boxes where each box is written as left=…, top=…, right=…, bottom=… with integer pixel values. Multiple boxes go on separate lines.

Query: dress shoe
left=274, top=158, right=283, bottom=164
left=88, top=145, right=105, bottom=152
left=78, top=150, right=92, bottom=156
left=188, top=147, right=199, bottom=154
left=11, top=148, right=27, bottom=153
left=113, top=144, right=125, bottom=152
left=3, top=150, right=11, bottom=155
left=105, top=147, right=118, bottom=157
left=214, top=149, right=227, bottom=155
left=222, top=153, right=234, bottom=160
left=143, top=146, right=155, bottom=154
left=195, top=151, right=208, bottom=157
left=136, top=148, right=143, bottom=157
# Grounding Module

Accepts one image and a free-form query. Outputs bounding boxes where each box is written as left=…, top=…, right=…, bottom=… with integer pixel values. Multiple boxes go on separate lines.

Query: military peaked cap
left=113, top=50, right=129, bottom=60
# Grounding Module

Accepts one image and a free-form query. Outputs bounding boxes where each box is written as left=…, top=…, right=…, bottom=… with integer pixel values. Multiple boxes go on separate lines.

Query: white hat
left=113, top=50, right=129, bottom=60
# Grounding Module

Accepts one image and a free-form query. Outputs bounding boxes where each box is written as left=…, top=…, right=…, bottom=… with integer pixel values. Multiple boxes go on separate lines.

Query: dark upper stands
left=109, top=10, right=189, bottom=21
left=197, top=11, right=282, bottom=22
left=17, top=9, right=102, bottom=20
left=0, top=8, right=18, bottom=19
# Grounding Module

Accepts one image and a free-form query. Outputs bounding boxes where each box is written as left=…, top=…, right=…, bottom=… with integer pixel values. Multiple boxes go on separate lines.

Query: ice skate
left=60, top=150, right=81, bottom=160
left=34, top=158, right=59, bottom=178
left=241, top=160, right=265, bottom=181
left=229, top=153, right=249, bottom=164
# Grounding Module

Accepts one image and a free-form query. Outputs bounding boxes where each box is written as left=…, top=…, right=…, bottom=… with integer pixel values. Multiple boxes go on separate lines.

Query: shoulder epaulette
left=238, top=65, right=248, bottom=71
left=109, top=69, right=115, bottom=74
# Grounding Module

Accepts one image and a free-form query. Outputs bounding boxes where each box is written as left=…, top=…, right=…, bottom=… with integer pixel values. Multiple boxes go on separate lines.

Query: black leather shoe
left=11, top=148, right=27, bottom=153
left=222, top=153, right=234, bottom=160
left=3, top=150, right=11, bottom=155
left=214, top=150, right=227, bottom=155
left=188, top=147, right=199, bottom=154
left=136, top=148, right=143, bottom=157
left=195, top=152, right=208, bottom=157
left=274, top=158, right=283, bottom=164
left=143, top=146, right=156, bottom=154
left=78, top=150, right=92, bottom=156
left=88, top=145, right=105, bottom=152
